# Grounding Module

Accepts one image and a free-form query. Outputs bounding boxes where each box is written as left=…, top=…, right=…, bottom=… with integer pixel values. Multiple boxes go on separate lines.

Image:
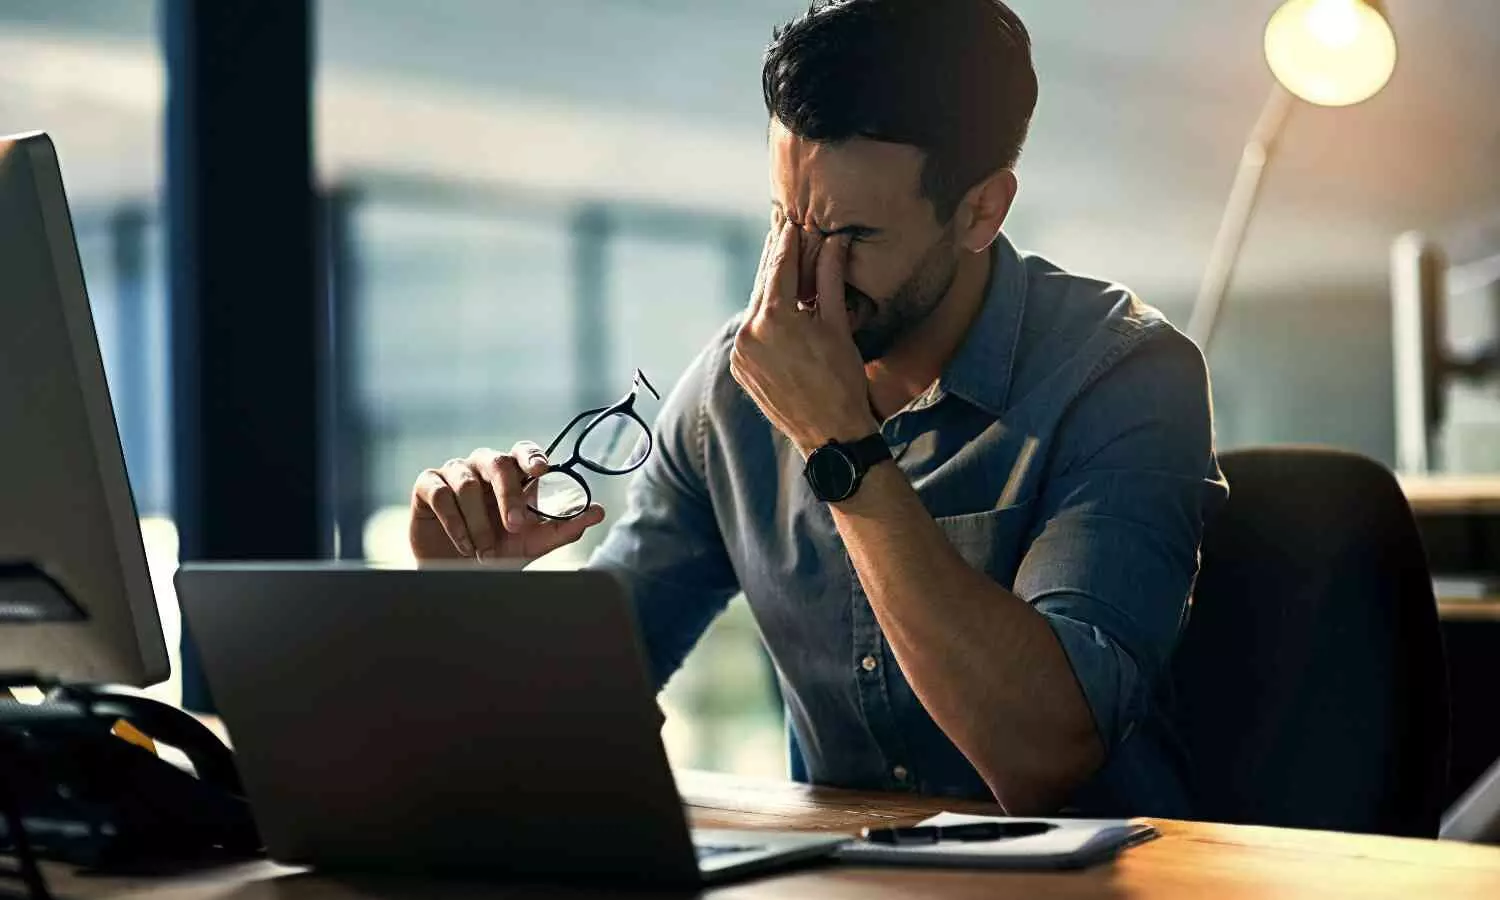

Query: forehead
left=769, top=119, right=928, bottom=222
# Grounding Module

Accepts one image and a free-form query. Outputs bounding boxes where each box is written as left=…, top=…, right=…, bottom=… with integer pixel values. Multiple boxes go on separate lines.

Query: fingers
left=413, top=444, right=605, bottom=564
left=470, top=448, right=531, bottom=534
left=510, top=438, right=552, bottom=516
left=537, top=503, right=607, bottom=552
left=412, top=467, right=476, bottom=557
left=510, top=440, right=549, bottom=480
left=797, top=228, right=822, bottom=304
left=509, top=441, right=549, bottom=525
left=764, top=219, right=800, bottom=315
left=440, top=458, right=497, bottom=558
left=815, top=234, right=851, bottom=330
left=747, top=227, right=777, bottom=318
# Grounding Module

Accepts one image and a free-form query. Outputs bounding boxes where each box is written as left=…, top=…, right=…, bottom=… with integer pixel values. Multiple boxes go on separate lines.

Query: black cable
left=0, top=736, right=54, bottom=900
left=0, top=676, right=63, bottom=899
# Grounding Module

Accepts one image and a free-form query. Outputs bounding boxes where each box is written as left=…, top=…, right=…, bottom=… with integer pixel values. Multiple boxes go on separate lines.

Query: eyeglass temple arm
left=542, top=372, right=657, bottom=458
left=633, top=369, right=661, bottom=401
left=544, top=406, right=610, bottom=458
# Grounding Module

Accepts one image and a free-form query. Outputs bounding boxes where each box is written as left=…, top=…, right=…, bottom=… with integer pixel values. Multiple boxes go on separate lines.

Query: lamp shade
left=1264, top=0, right=1397, bottom=106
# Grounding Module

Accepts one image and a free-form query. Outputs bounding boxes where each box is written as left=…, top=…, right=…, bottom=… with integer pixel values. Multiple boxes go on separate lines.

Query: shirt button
left=860, top=655, right=878, bottom=672
left=892, top=765, right=909, bottom=782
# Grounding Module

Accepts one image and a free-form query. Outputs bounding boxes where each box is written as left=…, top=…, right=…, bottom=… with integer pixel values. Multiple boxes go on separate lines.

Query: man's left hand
left=730, top=219, right=879, bottom=456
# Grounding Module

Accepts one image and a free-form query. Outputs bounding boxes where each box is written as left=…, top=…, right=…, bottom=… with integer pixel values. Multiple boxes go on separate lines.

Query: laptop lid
left=175, top=563, right=700, bottom=886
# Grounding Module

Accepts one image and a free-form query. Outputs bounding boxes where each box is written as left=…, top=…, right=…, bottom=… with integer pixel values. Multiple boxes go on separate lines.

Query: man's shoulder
left=696, top=312, right=747, bottom=388
left=1019, top=250, right=1171, bottom=343
left=663, top=313, right=760, bottom=428
left=1011, top=252, right=1223, bottom=501
left=1011, top=250, right=1196, bottom=405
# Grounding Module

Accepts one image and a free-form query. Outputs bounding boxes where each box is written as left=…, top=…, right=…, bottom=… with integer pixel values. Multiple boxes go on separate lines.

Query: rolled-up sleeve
left=586, top=331, right=741, bottom=691
left=1014, top=330, right=1228, bottom=749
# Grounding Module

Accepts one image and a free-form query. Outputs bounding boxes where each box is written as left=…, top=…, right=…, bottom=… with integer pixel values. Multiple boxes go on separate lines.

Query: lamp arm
left=1185, top=84, right=1298, bottom=352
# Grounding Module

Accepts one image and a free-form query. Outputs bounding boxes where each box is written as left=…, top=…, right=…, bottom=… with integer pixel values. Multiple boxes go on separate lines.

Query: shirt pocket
left=933, top=500, right=1037, bottom=588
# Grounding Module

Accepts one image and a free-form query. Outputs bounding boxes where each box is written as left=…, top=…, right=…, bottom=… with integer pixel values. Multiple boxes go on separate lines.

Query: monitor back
left=0, top=132, right=166, bottom=686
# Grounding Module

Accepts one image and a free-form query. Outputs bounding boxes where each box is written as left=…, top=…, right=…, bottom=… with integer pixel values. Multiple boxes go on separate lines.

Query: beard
left=844, top=230, right=960, bottom=362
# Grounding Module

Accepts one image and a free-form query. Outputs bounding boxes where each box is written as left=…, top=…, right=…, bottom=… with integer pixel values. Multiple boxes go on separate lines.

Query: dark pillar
left=165, top=0, right=325, bottom=710
left=324, top=189, right=368, bottom=560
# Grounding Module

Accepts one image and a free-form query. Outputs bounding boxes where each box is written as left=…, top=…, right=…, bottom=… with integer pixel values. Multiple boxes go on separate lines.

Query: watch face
left=806, top=445, right=859, bottom=501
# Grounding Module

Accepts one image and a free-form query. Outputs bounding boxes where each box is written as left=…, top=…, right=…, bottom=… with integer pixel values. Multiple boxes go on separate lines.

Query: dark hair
left=762, top=0, right=1038, bottom=223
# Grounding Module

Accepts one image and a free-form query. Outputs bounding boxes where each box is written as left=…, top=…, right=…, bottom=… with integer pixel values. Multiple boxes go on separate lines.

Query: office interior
left=4, top=0, right=1500, bottom=895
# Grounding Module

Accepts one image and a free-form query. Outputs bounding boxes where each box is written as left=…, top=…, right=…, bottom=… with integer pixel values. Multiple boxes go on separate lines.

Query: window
left=317, top=1, right=788, bottom=775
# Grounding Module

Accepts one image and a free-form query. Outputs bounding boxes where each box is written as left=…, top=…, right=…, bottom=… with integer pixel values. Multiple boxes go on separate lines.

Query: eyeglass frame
left=525, top=368, right=661, bottom=521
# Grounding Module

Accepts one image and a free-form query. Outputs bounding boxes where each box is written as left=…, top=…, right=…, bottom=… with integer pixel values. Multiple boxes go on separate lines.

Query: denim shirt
left=588, top=233, right=1228, bottom=817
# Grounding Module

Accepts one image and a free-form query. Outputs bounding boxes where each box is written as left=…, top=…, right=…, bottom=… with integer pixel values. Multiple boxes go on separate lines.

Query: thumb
left=544, top=503, right=607, bottom=550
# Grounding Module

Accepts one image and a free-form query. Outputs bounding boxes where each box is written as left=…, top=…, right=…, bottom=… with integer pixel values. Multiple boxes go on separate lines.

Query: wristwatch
left=803, top=434, right=893, bottom=503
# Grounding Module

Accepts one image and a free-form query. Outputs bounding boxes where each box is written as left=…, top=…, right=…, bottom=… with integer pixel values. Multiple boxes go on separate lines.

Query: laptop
left=174, top=564, right=844, bottom=886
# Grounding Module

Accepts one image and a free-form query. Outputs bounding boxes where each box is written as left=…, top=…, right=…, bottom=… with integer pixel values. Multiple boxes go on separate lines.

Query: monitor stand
left=0, top=562, right=87, bottom=626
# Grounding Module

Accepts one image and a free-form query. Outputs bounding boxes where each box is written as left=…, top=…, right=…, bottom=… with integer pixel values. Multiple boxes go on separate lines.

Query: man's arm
left=587, top=327, right=742, bottom=690
left=831, top=334, right=1222, bottom=814
left=829, top=463, right=1099, bottom=813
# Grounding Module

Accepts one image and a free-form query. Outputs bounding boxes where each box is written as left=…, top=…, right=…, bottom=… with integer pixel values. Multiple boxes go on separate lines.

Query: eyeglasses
left=525, top=369, right=661, bottom=521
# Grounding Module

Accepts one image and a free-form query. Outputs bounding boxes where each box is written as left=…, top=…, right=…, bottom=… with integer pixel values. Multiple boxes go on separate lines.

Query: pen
left=860, top=820, right=1055, bottom=845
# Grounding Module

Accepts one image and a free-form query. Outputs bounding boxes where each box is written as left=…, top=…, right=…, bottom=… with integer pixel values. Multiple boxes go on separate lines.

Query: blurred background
left=2, top=0, right=1498, bottom=779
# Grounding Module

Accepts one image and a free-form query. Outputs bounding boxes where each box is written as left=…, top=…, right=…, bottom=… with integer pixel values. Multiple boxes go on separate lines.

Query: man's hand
left=409, top=443, right=606, bottom=564
left=731, top=219, right=879, bottom=455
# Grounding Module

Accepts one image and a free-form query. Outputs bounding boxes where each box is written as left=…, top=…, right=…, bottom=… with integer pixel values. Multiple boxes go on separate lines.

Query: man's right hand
left=408, top=442, right=606, bottom=564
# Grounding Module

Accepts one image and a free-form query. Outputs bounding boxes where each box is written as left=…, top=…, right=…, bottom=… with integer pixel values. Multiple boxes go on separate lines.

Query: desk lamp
left=1186, top=0, right=1398, bottom=350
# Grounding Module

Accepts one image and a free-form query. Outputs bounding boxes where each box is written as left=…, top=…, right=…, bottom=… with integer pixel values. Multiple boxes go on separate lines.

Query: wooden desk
left=1394, top=475, right=1500, bottom=619
left=1439, top=598, right=1500, bottom=622
left=1399, top=474, right=1500, bottom=516
left=42, top=771, right=1500, bottom=899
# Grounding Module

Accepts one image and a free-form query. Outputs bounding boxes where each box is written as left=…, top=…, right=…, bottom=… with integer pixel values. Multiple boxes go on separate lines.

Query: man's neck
left=865, top=247, right=994, bottom=422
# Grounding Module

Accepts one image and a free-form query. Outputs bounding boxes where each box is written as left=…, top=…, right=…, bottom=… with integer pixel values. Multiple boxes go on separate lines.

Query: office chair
left=1171, top=446, right=1450, bottom=837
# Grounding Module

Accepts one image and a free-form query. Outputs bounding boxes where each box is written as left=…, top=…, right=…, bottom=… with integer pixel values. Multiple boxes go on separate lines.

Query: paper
left=834, top=811, right=1157, bottom=870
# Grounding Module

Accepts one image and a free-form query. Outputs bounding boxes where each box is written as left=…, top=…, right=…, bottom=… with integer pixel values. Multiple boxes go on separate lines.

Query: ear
left=955, top=168, right=1018, bottom=254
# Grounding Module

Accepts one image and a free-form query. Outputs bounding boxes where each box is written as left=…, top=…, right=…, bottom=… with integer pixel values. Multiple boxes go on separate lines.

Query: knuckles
left=452, top=475, right=483, bottom=499
left=418, top=470, right=454, bottom=503
left=735, top=314, right=775, bottom=349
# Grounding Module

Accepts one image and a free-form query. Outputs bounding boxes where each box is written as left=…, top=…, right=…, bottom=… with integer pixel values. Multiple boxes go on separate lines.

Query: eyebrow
left=771, top=200, right=881, bottom=238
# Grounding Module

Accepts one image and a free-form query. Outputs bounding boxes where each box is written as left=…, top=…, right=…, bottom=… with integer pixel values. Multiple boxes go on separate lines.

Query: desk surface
left=43, top=770, right=1500, bottom=899
left=1439, top=598, right=1500, bottom=622
left=1400, top=473, right=1500, bottom=516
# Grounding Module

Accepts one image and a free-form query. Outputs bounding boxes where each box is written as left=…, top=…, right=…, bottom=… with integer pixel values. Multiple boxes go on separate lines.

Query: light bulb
left=1265, top=0, right=1397, bottom=107
left=1305, top=0, right=1361, bottom=48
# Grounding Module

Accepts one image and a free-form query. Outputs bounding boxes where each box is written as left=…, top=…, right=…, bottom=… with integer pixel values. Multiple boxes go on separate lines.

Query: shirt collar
left=933, top=231, right=1027, bottom=418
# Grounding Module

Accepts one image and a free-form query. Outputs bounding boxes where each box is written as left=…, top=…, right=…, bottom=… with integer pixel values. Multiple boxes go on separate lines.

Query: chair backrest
left=1171, top=447, right=1450, bottom=837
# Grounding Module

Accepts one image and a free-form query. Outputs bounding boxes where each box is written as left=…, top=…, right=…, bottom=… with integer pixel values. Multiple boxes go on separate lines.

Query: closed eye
left=768, top=201, right=880, bottom=243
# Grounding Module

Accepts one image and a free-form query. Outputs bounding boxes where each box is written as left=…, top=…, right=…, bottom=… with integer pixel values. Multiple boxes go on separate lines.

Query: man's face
left=769, top=120, right=961, bottom=362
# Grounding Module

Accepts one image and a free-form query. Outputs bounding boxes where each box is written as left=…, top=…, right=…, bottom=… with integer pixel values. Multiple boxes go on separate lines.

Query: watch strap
left=846, top=432, right=893, bottom=473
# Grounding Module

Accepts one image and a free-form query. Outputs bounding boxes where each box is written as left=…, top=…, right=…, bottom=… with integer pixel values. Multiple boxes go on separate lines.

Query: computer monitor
left=1392, top=225, right=1500, bottom=475
left=0, top=131, right=167, bottom=687
left=1390, top=231, right=1447, bottom=475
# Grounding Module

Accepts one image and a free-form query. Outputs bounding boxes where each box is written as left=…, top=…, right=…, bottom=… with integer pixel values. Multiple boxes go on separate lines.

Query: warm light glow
left=1305, top=0, right=1362, bottom=48
left=1265, top=0, right=1396, bottom=107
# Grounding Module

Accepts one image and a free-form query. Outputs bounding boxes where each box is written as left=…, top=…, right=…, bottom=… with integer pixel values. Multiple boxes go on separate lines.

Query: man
left=408, top=0, right=1227, bottom=817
